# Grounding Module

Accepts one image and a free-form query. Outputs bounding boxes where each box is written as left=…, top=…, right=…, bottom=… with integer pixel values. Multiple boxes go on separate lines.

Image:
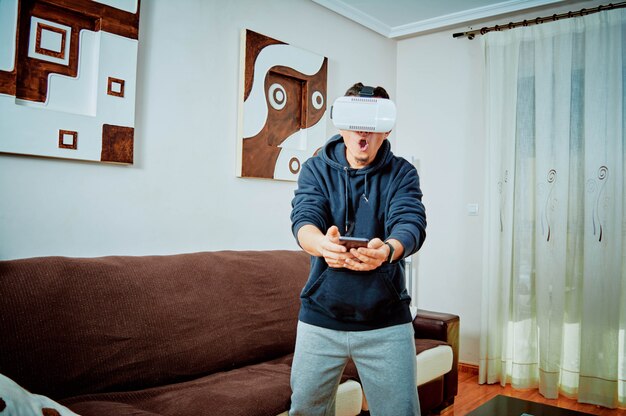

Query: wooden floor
left=440, top=369, right=626, bottom=415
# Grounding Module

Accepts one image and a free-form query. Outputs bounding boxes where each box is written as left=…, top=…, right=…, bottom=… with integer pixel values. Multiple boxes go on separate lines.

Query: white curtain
left=480, top=9, right=626, bottom=409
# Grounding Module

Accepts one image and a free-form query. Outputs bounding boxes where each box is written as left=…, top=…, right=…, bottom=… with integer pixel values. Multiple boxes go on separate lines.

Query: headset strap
left=358, top=86, right=375, bottom=97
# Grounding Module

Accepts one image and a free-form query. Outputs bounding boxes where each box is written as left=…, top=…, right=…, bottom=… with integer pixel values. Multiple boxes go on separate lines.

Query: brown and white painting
left=237, top=29, right=328, bottom=181
left=0, top=0, right=140, bottom=164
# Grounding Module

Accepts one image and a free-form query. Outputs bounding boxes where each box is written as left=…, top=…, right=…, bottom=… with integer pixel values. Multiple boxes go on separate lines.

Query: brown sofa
left=0, top=250, right=458, bottom=415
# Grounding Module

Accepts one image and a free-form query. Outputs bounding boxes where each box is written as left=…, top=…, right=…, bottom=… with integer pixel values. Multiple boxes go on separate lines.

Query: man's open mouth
left=359, top=139, right=369, bottom=151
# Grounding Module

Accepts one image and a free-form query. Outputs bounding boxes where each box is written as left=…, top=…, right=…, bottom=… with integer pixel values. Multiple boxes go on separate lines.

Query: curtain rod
left=452, top=1, right=626, bottom=39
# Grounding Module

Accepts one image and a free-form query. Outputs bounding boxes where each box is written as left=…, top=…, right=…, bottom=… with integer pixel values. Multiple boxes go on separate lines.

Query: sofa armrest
left=412, top=309, right=459, bottom=410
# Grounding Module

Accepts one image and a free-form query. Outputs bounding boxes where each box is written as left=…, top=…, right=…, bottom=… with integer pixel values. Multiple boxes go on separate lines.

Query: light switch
left=467, top=203, right=479, bottom=216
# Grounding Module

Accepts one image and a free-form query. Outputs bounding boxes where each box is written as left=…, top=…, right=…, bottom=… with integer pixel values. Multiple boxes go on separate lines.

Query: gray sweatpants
left=289, top=321, right=420, bottom=416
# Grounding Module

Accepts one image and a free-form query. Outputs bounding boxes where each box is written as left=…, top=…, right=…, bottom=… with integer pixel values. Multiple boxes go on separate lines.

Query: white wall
left=0, top=0, right=396, bottom=260
left=396, top=29, right=485, bottom=365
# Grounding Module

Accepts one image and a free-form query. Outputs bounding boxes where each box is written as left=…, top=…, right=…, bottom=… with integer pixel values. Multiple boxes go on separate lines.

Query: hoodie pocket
left=304, top=267, right=403, bottom=322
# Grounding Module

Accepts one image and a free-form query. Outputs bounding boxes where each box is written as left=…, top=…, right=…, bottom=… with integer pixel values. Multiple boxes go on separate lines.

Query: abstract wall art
left=237, top=29, right=328, bottom=181
left=0, top=0, right=141, bottom=164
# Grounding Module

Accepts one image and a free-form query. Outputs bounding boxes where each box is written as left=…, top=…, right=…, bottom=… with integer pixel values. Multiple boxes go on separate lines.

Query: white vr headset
left=330, top=89, right=396, bottom=133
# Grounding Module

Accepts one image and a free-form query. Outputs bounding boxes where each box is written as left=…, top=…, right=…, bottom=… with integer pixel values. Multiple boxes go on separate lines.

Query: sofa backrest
left=0, top=250, right=310, bottom=399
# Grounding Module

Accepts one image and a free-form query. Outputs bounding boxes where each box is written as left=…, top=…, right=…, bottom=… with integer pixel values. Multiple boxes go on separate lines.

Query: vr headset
left=330, top=86, right=396, bottom=133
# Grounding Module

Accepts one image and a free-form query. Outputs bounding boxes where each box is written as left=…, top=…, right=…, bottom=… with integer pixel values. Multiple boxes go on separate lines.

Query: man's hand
left=297, top=225, right=355, bottom=268
left=320, top=226, right=356, bottom=268
left=342, top=238, right=388, bottom=271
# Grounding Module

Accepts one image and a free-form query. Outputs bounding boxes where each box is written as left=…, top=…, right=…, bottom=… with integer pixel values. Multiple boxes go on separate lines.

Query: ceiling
left=311, top=0, right=569, bottom=38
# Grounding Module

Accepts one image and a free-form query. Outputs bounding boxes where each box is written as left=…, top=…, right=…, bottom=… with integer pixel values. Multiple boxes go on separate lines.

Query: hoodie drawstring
left=344, top=167, right=350, bottom=234
left=363, top=173, right=369, bottom=203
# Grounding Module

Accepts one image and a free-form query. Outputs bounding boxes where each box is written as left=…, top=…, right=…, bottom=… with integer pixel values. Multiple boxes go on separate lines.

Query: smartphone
left=339, top=236, right=369, bottom=250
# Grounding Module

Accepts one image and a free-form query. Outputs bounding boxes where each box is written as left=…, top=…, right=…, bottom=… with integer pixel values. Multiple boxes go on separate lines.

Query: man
left=289, top=83, right=427, bottom=416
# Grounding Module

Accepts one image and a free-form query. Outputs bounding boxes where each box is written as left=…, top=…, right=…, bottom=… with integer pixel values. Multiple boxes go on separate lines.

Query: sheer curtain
left=479, top=9, right=625, bottom=408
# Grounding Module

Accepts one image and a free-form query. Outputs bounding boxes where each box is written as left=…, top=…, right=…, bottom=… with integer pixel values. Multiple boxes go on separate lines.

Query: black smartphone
left=339, top=236, right=369, bottom=250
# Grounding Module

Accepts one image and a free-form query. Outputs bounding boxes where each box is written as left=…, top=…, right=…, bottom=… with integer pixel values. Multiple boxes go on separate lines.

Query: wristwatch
left=384, top=241, right=395, bottom=263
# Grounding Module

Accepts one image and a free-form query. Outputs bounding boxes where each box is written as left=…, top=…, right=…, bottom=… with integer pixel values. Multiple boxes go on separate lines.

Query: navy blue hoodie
left=291, top=134, right=427, bottom=331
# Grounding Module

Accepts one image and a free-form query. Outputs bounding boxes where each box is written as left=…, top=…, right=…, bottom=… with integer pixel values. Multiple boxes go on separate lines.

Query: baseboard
left=458, top=362, right=479, bottom=375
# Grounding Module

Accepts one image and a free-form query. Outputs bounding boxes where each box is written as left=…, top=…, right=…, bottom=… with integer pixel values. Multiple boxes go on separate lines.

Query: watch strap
left=384, top=241, right=395, bottom=263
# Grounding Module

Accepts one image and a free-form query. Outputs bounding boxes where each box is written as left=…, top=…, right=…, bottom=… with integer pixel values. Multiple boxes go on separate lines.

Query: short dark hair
left=344, top=82, right=390, bottom=99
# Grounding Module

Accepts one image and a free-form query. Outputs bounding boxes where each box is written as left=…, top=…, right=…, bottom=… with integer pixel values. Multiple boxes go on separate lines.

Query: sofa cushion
left=415, top=341, right=453, bottom=385
left=0, top=250, right=310, bottom=399
left=61, top=354, right=358, bottom=416
left=61, top=355, right=292, bottom=416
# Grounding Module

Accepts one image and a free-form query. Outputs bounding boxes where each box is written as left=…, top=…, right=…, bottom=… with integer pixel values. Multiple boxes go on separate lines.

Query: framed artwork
left=237, top=29, right=328, bottom=181
left=0, top=0, right=141, bottom=164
